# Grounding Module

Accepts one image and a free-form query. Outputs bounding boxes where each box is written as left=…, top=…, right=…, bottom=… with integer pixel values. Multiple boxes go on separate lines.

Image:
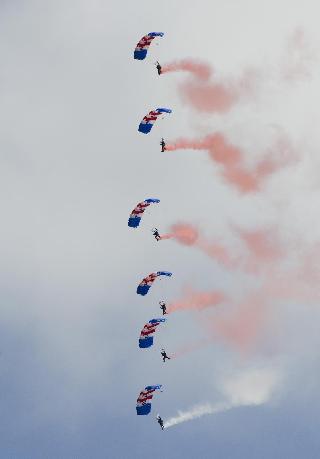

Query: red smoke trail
left=208, top=254, right=320, bottom=355
left=211, top=292, right=270, bottom=354
left=163, top=59, right=239, bottom=113
left=162, top=58, right=258, bottom=113
left=161, top=223, right=234, bottom=269
left=168, top=33, right=315, bottom=115
left=164, top=232, right=320, bottom=357
left=159, top=234, right=173, bottom=240
left=164, top=223, right=283, bottom=274
left=177, top=250, right=320, bottom=357
left=164, top=223, right=199, bottom=245
left=282, top=28, right=315, bottom=82
left=179, top=68, right=260, bottom=113
left=180, top=79, right=238, bottom=113
left=198, top=239, right=235, bottom=268
left=168, top=287, right=271, bottom=357
left=165, top=134, right=258, bottom=193
left=163, top=222, right=235, bottom=269
left=168, top=288, right=227, bottom=314
left=161, top=58, right=236, bottom=112
left=170, top=263, right=320, bottom=358
left=161, top=59, right=212, bottom=81
left=166, top=283, right=273, bottom=358
left=166, top=132, right=295, bottom=193
left=165, top=134, right=241, bottom=164
left=235, top=227, right=283, bottom=273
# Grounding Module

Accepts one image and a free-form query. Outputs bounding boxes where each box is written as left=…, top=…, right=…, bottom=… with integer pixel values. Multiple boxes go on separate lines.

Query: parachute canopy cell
left=138, top=108, right=172, bottom=134
left=137, top=271, right=172, bottom=296
left=139, top=318, right=166, bottom=348
left=128, top=198, right=160, bottom=228
left=136, top=385, right=162, bottom=415
left=134, top=32, right=164, bottom=60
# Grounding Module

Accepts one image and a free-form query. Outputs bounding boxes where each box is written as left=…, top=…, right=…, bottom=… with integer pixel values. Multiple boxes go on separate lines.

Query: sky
left=1, top=0, right=320, bottom=458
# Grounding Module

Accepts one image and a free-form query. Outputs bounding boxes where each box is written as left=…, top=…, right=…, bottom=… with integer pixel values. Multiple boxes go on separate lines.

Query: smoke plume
left=161, top=59, right=211, bottom=81
left=165, top=132, right=294, bottom=193
left=168, top=288, right=226, bottom=314
left=164, top=367, right=280, bottom=428
left=164, top=223, right=282, bottom=274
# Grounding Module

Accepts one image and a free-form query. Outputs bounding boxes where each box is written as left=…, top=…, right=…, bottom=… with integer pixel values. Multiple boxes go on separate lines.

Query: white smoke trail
left=164, top=402, right=231, bottom=428
left=164, top=367, right=280, bottom=429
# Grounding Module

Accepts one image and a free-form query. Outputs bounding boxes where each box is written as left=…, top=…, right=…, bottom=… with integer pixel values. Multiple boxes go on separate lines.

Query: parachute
left=128, top=198, right=160, bottom=228
left=137, top=271, right=172, bottom=296
left=134, top=32, right=164, bottom=60
left=139, top=318, right=166, bottom=348
left=138, top=108, right=172, bottom=134
left=136, top=385, right=162, bottom=415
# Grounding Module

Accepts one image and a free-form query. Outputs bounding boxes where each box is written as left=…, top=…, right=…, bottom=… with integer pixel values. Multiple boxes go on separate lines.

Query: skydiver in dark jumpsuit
left=160, top=138, right=166, bottom=152
left=152, top=228, right=161, bottom=241
left=161, top=349, right=171, bottom=362
left=156, top=61, right=162, bottom=75
left=157, top=415, right=164, bottom=430
left=159, top=301, right=167, bottom=315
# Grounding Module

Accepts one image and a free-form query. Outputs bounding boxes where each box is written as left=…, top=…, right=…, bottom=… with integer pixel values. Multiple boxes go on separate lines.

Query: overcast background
left=1, top=1, right=320, bottom=458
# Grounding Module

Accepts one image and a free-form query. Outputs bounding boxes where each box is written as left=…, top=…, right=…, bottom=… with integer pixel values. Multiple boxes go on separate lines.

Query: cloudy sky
left=1, top=0, right=320, bottom=458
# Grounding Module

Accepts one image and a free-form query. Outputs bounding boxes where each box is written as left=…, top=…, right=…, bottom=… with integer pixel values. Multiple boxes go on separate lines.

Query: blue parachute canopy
left=138, top=108, right=172, bottom=134
left=157, top=271, right=172, bottom=277
left=136, top=385, right=162, bottom=415
left=139, top=318, right=166, bottom=348
left=137, top=271, right=173, bottom=296
left=128, top=198, right=160, bottom=228
left=156, top=108, right=172, bottom=113
left=134, top=32, right=164, bottom=60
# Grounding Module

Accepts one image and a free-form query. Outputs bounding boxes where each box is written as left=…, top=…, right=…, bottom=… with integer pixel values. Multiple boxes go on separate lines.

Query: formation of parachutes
left=131, top=33, right=171, bottom=424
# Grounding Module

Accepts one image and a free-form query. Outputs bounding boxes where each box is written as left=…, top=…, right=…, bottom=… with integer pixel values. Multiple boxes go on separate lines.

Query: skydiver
left=152, top=228, right=161, bottom=241
left=160, top=138, right=166, bottom=152
left=155, top=61, right=162, bottom=75
left=159, top=301, right=167, bottom=315
left=156, top=414, right=164, bottom=430
left=161, top=349, right=171, bottom=362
